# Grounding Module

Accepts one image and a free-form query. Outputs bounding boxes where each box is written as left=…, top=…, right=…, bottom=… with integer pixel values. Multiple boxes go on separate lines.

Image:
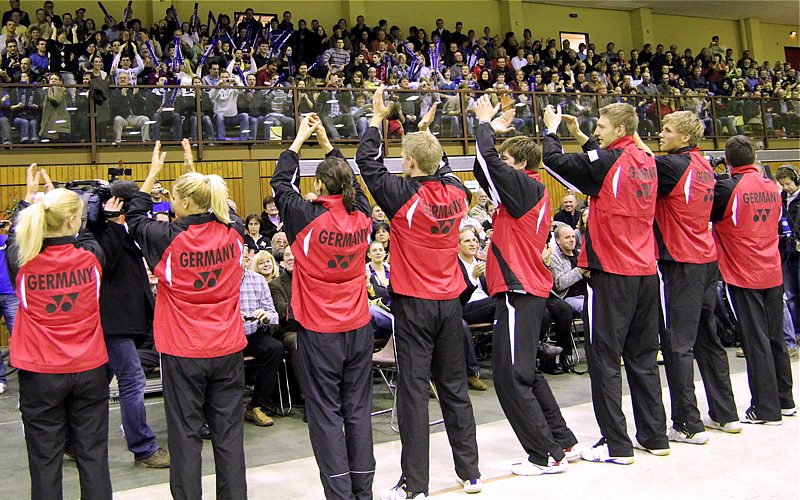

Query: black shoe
left=540, top=358, right=564, bottom=375
left=200, top=423, right=212, bottom=440
left=538, top=343, right=563, bottom=360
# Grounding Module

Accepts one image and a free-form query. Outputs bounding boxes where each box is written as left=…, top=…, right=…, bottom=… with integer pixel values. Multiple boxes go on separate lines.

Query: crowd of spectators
left=1, top=2, right=799, bottom=145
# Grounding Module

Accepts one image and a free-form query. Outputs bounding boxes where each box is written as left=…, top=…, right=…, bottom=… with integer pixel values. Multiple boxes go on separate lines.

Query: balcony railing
left=1, top=83, right=798, bottom=161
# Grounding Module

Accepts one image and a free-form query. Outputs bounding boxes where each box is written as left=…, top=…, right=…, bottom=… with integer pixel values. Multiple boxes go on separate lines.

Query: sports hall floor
left=0, top=348, right=797, bottom=499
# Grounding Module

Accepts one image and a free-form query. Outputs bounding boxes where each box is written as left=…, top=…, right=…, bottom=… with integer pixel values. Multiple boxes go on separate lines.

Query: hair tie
left=203, top=176, right=211, bottom=184
left=42, top=199, right=51, bottom=209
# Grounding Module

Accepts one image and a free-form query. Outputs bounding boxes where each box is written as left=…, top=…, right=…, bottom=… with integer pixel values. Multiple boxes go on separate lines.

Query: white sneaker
left=0, top=382, right=6, bottom=394
left=380, top=483, right=427, bottom=500
left=632, top=437, right=671, bottom=456
left=511, top=456, right=568, bottom=476
left=702, top=416, right=743, bottom=434
left=580, top=441, right=634, bottom=465
left=667, top=427, right=709, bottom=445
left=563, top=444, right=583, bottom=463
left=462, top=478, right=482, bottom=494
left=781, top=407, right=797, bottom=417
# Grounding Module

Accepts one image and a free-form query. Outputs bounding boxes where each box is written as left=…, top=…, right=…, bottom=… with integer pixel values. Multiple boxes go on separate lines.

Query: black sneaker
left=741, top=409, right=782, bottom=425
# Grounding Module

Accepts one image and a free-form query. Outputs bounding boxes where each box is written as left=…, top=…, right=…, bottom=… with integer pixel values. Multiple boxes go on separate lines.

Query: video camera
left=705, top=154, right=729, bottom=179
left=64, top=166, right=134, bottom=227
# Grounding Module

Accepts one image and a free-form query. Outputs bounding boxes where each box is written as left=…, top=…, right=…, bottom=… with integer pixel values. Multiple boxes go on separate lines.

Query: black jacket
left=89, top=218, right=155, bottom=339
left=457, top=257, right=487, bottom=307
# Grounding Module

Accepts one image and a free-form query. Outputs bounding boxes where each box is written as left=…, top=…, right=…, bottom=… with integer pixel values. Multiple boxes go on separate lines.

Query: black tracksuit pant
left=161, top=352, right=247, bottom=500
left=658, top=261, right=738, bottom=432
left=392, top=295, right=480, bottom=495
left=295, top=324, right=376, bottom=500
left=18, top=366, right=112, bottom=500
left=492, top=292, right=577, bottom=465
left=244, top=329, right=284, bottom=409
left=585, top=270, right=668, bottom=457
left=727, top=284, right=795, bottom=421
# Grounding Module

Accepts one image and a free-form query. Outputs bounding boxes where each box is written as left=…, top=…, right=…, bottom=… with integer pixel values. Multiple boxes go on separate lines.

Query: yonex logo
left=703, top=188, right=714, bottom=202
left=430, top=218, right=456, bottom=235
left=635, top=183, right=652, bottom=199
left=194, top=269, right=222, bottom=289
left=753, top=208, right=771, bottom=222
left=328, top=254, right=356, bottom=269
left=46, top=293, right=79, bottom=314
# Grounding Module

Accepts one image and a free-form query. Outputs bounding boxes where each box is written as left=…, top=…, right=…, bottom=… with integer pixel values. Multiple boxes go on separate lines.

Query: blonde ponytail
left=173, top=172, right=231, bottom=225
left=15, top=188, right=82, bottom=266
left=206, top=174, right=232, bottom=225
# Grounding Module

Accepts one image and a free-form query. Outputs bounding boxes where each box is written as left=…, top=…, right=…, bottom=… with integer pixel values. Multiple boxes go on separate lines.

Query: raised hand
left=417, top=101, right=439, bottom=133
left=290, top=114, right=321, bottom=153
left=490, top=108, right=516, bottom=135
left=474, top=95, right=499, bottom=123
left=39, top=167, right=55, bottom=193
left=372, top=84, right=394, bottom=120
left=181, top=138, right=196, bottom=173
left=150, top=141, right=167, bottom=177
left=314, top=118, right=333, bottom=153
left=103, top=196, right=124, bottom=224
left=561, top=114, right=581, bottom=137
left=543, top=104, right=562, bottom=133
left=25, top=163, right=41, bottom=203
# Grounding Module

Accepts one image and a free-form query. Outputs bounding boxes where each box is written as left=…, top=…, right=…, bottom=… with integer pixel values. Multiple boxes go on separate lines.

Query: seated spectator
left=547, top=223, right=586, bottom=316
left=321, top=37, right=350, bottom=73
left=239, top=253, right=283, bottom=427
left=553, top=193, right=581, bottom=228
left=268, top=245, right=298, bottom=353
left=366, top=240, right=392, bottom=341
left=110, top=72, right=150, bottom=144
left=370, top=203, right=387, bottom=230
left=262, top=74, right=295, bottom=140
left=271, top=231, right=289, bottom=257
left=0, top=87, right=10, bottom=144
left=9, top=73, right=38, bottom=142
left=370, top=222, right=390, bottom=261
left=259, top=195, right=282, bottom=239
left=244, top=214, right=271, bottom=252
left=457, top=228, right=492, bottom=391
left=209, top=69, right=249, bottom=141
left=144, top=75, right=181, bottom=142
left=314, top=72, right=356, bottom=139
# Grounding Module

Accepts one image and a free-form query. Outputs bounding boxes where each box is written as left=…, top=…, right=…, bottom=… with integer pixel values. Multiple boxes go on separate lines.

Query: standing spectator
left=39, top=72, right=71, bottom=141
left=358, top=88, right=482, bottom=498
left=88, top=192, right=170, bottom=469
left=542, top=104, right=669, bottom=464
left=2, top=0, right=30, bottom=27
left=711, top=136, right=796, bottom=424
left=315, top=72, right=356, bottom=139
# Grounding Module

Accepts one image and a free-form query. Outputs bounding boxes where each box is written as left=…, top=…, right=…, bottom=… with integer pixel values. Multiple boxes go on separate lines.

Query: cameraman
left=776, top=165, right=800, bottom=357
left=88, top=186, right=170, bottom=468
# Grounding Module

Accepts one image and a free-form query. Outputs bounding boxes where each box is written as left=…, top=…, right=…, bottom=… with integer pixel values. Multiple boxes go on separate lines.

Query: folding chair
left=371, top=334, right=444, bottom=433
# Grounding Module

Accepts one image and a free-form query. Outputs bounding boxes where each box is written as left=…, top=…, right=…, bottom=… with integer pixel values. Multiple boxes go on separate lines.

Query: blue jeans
left=213, top=112, right=249, bottom=140
left=105, top=337, right=159, bottom=460
left=0, top=293, right=18, bottom=383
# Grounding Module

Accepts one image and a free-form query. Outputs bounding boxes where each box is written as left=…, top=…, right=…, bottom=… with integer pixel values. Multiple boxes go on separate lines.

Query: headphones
left=777, top=166, right=800, bottom=185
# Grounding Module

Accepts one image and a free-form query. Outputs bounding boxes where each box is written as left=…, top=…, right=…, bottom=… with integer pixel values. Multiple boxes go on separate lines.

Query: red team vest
left=291, top=195, right=372, bottom=333
left=713, top=164, right=782, bottom=289
left=654, top=148, right=717, bottom=263
left=486, top=172, right=553, bottom=298
left=389, top=181, right=468, bottom=300
left=153, top=221, right=247, bottom=358
left=11, top=242, right=107, bottom=374
left=581, top=136, right=658, bottom=276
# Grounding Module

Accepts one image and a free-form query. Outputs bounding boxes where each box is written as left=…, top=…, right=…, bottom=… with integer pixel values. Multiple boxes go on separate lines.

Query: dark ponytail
left=315, top=157, right=357, bottom=213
